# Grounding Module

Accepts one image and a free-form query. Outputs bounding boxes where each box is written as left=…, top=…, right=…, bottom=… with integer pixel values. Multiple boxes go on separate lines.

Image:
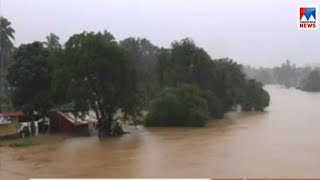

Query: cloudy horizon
left=1, top=0, right=320, bottom=67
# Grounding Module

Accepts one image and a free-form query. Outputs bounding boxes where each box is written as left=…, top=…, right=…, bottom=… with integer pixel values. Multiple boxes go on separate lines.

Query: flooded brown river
left=2, top=85, right=320, bottom=179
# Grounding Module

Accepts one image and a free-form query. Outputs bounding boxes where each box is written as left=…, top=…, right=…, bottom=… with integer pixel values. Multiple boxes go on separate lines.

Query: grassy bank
left=1, top=138, right=40, bottom=148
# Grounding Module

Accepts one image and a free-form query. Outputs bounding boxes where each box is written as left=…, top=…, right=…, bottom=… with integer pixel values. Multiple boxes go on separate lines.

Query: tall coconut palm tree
left=0, top=17, right=15, bottom=49
left=44, top=33, right=61, bottom=50
left=0, top=17, right=15, bottom=112
left=0, top=16, right=15, bottom=93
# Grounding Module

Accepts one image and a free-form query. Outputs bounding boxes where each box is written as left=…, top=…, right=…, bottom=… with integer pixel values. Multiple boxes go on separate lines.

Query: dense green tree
left=120, top=38, right=159, bottom=99
left=61, top=31, right=142, bottom=137
left=201, top=90, right=223, bottom=119
left=241, top=79, right=270, bottom=111
left=156, top=39, right=224, bottom=119
left=155, top=39, right=260, bottom=122
left=7, top=42, right=52, bottom=134
left=145, top=85, right=209, bottom=127
left=0, top=92, right=14, bottom=112
left=211, top=58, right=246, bottom=111
left=44, top=34, right=69, bottom=107
left=157, top=40, right=210, bottom=85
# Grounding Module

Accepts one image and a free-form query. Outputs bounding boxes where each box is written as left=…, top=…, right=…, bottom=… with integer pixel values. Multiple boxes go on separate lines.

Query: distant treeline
left=1, top=16, right=270, bottom=137
left=243, top=60, right=320, bottom=92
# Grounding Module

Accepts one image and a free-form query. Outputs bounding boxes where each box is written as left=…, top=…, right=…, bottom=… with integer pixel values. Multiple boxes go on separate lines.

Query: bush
left=241, top=79, right=270, bottom=111
left=254, top=89, right=270, bottom=111
left=145, top=85, right=209, bottom=127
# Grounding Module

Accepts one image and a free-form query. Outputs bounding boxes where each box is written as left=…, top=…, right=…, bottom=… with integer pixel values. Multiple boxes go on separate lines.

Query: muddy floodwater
left=2, top=85, right=320, bottom=179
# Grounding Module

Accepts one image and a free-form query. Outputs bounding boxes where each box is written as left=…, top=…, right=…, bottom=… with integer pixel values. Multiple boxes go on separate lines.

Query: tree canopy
left=146, top=85, right=209, bottom=127
left=4, top=21, right=271, bottom=134
left=60, top=31, right=143, bottom=136
left=241, top=79, right=270, bottom=111
left=7, top=42, right=52, bottom=119
left=146, top=38, right=270, bottom=126
left=120, top=38, right=159, bottom=99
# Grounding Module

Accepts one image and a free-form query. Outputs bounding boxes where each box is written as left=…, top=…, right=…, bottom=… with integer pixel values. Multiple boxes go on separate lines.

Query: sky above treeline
left=1, top=0, right=320, bottom=67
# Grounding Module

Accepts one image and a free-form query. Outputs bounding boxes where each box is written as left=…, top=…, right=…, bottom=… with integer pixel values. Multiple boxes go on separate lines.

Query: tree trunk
left=98, top=119, right=103, bottom=138
left=106, top=114, right=113, bottom=136
left=30, top=119, right=35, bottom=136
left=97, top=111, right=125, bottom=137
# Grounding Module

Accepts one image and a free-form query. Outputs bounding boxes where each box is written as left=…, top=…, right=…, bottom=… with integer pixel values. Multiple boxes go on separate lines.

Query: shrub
left=145, top=85, right=209, bottom=127
left=241, top=79, right=270, bottom=111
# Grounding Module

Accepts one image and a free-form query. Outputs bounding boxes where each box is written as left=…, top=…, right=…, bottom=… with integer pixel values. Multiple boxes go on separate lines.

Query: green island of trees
left=1, top=16, right=270, bottom=137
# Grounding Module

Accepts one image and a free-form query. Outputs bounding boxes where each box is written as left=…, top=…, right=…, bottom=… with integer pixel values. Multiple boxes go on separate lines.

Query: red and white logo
left=299, top=6, right=318, bottom=30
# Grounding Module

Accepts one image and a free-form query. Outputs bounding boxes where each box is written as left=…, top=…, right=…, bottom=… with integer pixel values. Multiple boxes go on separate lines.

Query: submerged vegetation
left=1, top=16, right=270, bottom=137
left=146, top=85, right=209, bottom=127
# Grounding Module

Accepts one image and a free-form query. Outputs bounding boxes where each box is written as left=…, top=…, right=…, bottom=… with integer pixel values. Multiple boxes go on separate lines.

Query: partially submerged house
left=0, top=110, right=99, bottom=139
left=0, top=112, right=24, bottom=139
left=49, top=111, right=98, bottom=136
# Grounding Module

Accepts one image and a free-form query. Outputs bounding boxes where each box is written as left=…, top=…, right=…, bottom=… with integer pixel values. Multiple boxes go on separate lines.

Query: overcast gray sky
left=1, top=0, right=319, bottom=67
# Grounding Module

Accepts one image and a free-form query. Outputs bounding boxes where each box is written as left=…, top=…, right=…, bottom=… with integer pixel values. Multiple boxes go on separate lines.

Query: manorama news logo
left=299, top=6, right=318, bottom=30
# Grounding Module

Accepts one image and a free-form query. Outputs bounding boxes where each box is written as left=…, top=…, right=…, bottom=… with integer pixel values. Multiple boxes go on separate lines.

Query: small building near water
left=0, top=111, right=99, bottom=139
left=48, top=111, right=98, bottom=136
left=0, top=112, right=24, bottom=139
